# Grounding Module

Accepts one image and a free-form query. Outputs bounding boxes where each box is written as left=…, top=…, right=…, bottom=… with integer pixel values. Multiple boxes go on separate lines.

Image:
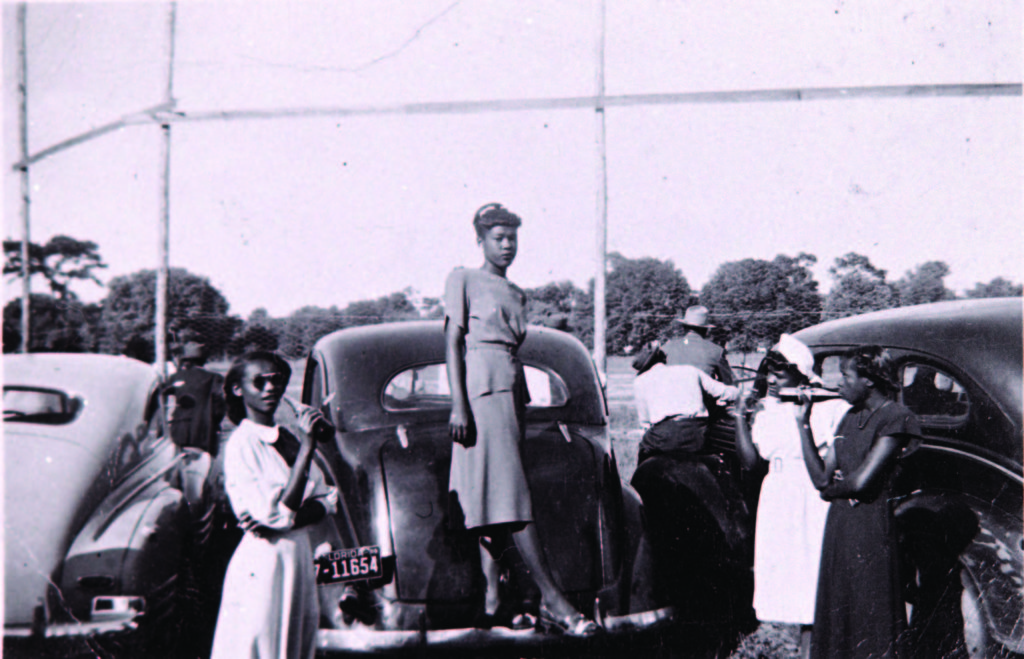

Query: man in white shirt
left=632, top=344, right=740, bottom=464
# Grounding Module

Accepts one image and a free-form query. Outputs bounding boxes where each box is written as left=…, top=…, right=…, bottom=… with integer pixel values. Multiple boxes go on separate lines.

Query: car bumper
left=5, top=617, right=137, bottom=640
left=316, top=606, right=675, bottom=655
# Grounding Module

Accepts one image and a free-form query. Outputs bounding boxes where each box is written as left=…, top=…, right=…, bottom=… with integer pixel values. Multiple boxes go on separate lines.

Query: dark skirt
left=811, top=496, right=906, bottom=659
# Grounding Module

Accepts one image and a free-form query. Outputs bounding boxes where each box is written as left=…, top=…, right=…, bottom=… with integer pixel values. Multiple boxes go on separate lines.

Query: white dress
left=211, top=419, right=338, bottom=659
left=751, top=397, right=850, bottom=625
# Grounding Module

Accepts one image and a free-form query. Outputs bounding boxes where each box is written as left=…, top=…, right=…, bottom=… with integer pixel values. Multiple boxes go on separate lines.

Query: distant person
left=632, top=342, right=741, bottom=463
left=733, top=334, right=850, bottom=659
left=629, top=342, right=751, bottom=630
left=798, top=346, right=921, bottom=659
left=164, top=341, right=226, bottom=456
left=661, top=305, right=735, bottom=384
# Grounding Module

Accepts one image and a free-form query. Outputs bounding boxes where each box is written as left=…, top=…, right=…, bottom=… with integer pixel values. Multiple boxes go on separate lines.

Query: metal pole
left=155, top=1, right=176, bottom=379
left=17, top=4, right=30, bottom=353
left=593, top=0, right=608, bottom=378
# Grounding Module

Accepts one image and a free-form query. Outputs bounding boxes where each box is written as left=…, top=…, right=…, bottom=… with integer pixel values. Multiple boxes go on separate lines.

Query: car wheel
left=960, top=571, right=1022, bottom=659
left=962, top=572, right=990, bottom=659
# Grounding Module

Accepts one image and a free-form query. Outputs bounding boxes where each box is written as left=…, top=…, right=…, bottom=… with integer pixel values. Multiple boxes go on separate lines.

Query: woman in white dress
left=733, top=335, right=849, bottom=659
left=211, top=351, right=338, bottom=659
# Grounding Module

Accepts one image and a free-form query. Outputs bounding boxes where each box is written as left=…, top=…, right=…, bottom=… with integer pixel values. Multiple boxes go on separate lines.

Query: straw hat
left=675, top=305, right=715, bottom=329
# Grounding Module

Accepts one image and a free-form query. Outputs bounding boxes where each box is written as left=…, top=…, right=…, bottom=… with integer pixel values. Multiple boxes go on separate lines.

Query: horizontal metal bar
left=14, top=83, right=1020, bottom=169
left=11, top=101, right=175, bottom=171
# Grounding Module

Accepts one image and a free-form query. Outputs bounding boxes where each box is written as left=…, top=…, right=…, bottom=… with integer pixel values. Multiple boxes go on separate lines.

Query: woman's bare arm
left=796, top=398, right=832, bottom=489
left=446, top=322, right=472, bottom=444
left=819, top=434, right=902, bottom=501
left=732, top=395, right=761, bottom=471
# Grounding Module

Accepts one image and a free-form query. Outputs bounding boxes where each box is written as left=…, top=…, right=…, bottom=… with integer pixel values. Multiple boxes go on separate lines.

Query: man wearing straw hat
left=662, top=305, right=735, bottom=385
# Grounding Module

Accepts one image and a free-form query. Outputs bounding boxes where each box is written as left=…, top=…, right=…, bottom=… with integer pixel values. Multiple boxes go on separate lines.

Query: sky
left=3, top=0, right=1021, bottom=318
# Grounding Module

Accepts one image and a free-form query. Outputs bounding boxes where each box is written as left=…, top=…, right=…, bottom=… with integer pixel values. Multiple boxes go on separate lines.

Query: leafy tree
left=965, top=277, right=1023, bottom=299
left=230, top=323, right=280, bottom=354
left=278, top=306, right=348, bottom=359
left=342, top=291, right=419, bottom=326
left=823, top=253, right=898, bottom=320
left=605, top=252, right=693, bottom=355
left=701, top=253, right=822, bottom=352
left=3, top=294, right=100, bottom=353
left=524, top=281, right=590, bottom=335
left=896, top=261, right=955, bottom=306
left=99, top=268, right=240, bottom=360
left=4, top=235, right=107, bottom=300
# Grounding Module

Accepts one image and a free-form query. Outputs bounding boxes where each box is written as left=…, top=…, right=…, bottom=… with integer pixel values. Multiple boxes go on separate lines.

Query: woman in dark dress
left=797, top=346, right=920, bottom=659
left=445, top=203, right=597, bottom=637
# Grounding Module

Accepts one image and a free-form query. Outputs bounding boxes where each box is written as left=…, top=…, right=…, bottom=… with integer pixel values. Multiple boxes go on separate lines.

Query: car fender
left=57, top=442, right=189, bottom=624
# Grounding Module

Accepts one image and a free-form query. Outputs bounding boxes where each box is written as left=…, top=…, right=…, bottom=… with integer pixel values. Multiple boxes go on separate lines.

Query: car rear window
left=899, top=363, right=970, bottom=426
left=3, top=386, right=81, bottom=424
left=383, top=363, right=569, bottom=411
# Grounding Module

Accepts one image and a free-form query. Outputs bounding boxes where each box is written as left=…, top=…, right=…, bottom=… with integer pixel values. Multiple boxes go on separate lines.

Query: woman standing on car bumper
left=445, top=203, right=597, bottom=637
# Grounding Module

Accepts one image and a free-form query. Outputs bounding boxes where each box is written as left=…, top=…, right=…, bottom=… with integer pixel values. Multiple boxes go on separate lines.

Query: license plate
left=315, top=546, right=382, bottom=585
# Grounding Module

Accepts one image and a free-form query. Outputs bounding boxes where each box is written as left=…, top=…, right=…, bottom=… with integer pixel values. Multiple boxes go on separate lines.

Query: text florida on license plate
left=315, top=546, right=382, bottom=585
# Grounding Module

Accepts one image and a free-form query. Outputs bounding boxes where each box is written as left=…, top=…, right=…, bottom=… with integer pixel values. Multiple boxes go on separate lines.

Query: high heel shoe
left=537, top=604, right=600, bottom=637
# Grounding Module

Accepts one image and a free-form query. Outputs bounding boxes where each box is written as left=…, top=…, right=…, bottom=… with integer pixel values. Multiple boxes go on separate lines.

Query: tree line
left=4, top=235, right=1021, bottom=360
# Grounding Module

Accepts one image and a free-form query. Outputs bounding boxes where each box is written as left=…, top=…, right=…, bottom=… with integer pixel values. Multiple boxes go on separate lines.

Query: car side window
left=899, top=363, right=970, bottom=425
left=818, top=355, right=844, bottom=391
left=383, top=363, right=569, bottom=411
left=3, top=387, right=81, bottom=424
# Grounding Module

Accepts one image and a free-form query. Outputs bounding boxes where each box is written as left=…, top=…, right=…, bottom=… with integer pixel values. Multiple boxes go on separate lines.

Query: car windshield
left=3, top=386, right=81, bottom=424
left=383, top=363, right=570, bottom=411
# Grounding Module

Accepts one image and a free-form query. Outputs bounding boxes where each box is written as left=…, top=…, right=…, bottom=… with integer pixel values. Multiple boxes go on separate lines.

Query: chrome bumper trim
left=316, top=606, right=675, bottom=655
left=5, top=614, right=138, bottom=639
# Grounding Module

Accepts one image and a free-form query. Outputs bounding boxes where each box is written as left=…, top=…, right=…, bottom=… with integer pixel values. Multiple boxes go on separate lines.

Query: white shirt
left=224, top=418, right=338, bottom=530
left=634, top=363, right=740, bottom=425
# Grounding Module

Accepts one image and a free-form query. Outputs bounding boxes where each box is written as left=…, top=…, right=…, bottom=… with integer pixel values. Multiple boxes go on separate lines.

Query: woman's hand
left=296, top=406, right=329, bottom=444
left=238, top=512, right=280, bottom=540
left=792, top=387, right=813, bottom=424
left=449, top=401, right=473, bottom=446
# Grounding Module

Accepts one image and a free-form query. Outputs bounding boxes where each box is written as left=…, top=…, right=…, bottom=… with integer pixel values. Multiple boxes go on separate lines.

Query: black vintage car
left=298, top=321, right=688, bottom=656
left=629, top=298, right=1022, bottom=659
left=792, top=298, right=1022, bottom=659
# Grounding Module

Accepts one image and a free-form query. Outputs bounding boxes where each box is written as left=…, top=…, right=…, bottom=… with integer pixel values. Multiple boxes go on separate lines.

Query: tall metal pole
left=17, top=4, right=31, bottom=353
left=593, top=0, right=608, bottom=378
left=155, top=1, right=176, bottom=378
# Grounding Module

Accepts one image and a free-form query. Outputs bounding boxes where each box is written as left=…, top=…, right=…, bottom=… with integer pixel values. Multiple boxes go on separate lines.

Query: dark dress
left=444, top=267, right=533, bottom=530
left=165, top=366, right=225, bottom=455
left=811, top=401, right=921, bottom=659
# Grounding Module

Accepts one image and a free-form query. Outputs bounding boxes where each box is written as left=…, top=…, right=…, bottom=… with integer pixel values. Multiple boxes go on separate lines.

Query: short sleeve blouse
left=444, top=268, right=527, bottom=348
left=833, top=401, right=921, bottom=486
left=224, top=419, right=339, bottom=531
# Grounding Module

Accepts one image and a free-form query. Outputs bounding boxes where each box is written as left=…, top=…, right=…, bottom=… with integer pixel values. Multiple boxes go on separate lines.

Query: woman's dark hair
left=762, top=350, right=810, bottom=386
left=473, top=203, right=522, bottom=238
left=224, top=351, right=292, bottom=424
left=842, top=345, right=899, bottom=396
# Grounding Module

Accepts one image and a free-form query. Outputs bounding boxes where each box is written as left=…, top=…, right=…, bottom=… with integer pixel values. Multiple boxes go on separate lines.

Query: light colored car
left=3, top=353, right=210, bottom=657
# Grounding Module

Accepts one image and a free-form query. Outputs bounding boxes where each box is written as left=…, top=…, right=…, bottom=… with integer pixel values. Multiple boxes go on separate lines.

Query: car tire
left=960, top=571, right=1020, bottom=659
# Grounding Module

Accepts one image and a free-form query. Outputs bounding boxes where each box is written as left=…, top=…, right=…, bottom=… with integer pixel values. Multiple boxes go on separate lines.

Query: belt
left=466, top=343, right=517, bottom=355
